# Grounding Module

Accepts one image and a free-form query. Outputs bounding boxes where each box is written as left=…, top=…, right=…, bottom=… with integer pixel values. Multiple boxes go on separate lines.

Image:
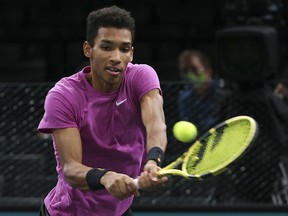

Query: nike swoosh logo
left=116, top=98, right=127, bottom=106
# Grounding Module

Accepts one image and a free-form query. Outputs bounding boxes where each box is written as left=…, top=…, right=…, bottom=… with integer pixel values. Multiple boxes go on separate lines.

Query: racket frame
left=157, top=115, right=258, bottom=179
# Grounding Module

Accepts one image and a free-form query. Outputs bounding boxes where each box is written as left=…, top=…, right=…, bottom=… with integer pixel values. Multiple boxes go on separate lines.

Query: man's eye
left=101, top=46, right=111, bottom=51
left=122, top=48, right=130, bottom=53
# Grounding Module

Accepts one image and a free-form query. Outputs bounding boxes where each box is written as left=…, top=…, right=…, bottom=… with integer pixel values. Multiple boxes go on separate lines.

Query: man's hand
left=100, top=171, right=140, bottom=200
left=137, top=160, right=168, bottom=190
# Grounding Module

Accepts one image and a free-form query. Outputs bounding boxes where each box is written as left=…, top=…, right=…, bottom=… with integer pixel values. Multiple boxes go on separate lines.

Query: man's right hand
left=100, top=171, right=140, bottom=200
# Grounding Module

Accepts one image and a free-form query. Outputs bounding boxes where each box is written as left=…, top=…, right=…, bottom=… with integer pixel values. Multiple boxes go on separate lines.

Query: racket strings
left=185, top=120, right=253, bottom=176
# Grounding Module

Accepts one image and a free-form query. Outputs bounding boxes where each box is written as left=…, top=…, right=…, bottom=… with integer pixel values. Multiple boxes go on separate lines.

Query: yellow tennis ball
left=173, top=121, right=197, bottom=143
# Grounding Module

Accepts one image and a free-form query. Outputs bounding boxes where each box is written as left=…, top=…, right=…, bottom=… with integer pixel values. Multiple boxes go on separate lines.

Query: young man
left=38, top=6, right=168, bottom=216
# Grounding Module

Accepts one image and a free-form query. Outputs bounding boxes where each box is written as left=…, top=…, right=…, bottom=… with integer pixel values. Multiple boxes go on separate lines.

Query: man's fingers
left=127, top=181, right=140, bottom=197
left=148, top=172, right=159, bottom=182
left=131, top=189, right=140, bottom=197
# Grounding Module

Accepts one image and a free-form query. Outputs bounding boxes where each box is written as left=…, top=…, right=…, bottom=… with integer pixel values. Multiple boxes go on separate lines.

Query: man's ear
left=83, top=41, right=92, bottom=58
left=130, top=47, right=134, bottom=62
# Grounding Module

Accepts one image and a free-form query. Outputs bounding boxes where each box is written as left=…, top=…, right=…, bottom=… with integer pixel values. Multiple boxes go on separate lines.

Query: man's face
left=183, top=56, right=206, bottom=75
left=180, top=56, right=208, bottom=82
left=84, top=27, right=134, bottom=91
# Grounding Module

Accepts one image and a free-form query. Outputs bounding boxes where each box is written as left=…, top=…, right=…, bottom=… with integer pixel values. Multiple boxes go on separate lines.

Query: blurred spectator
left=273, top=82, right=288, bottom=121
left=274, top=82, right=288, bottom=100
left=177, top=50, right=223, bottom=133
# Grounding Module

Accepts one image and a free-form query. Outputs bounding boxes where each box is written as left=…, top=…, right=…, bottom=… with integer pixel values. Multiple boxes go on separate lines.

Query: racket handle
left=133, top=178, right=140, bottom=189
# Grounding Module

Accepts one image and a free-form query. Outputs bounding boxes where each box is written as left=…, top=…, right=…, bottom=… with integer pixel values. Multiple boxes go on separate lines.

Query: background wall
left=3, top=0, right=287, bottom=82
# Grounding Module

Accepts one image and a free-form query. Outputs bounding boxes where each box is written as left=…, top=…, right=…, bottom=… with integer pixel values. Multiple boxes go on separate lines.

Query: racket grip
left=133, top=178, right=140, bottom=189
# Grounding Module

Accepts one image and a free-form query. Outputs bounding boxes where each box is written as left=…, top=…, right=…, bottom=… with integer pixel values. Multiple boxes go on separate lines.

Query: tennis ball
left=173, top=121, right=197, bottom=143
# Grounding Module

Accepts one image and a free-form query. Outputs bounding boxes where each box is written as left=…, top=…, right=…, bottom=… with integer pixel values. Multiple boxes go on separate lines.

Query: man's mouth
left=106, top=67, right=121, bottom=76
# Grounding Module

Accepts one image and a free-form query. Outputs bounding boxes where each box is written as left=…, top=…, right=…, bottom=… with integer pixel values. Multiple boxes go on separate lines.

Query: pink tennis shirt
left=38, top=63, right=161, bottom=216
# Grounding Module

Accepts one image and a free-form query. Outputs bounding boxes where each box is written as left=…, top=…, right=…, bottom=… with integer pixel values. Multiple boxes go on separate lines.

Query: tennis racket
left=134, top=115, right=258, bottom=188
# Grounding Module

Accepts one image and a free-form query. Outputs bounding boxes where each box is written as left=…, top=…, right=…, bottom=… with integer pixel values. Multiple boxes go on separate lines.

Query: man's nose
left=110, top=49, right=121, bottom=63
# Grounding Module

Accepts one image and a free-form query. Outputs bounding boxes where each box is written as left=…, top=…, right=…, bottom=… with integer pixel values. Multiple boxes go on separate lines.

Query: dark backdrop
left=0, top=0, right=232, bottom=82
left=1, top=0, right=288, bottom=82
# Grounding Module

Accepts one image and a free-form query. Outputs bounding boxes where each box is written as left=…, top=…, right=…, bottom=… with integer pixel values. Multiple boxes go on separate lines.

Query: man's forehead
left=96, top=27, right=132, bottom=43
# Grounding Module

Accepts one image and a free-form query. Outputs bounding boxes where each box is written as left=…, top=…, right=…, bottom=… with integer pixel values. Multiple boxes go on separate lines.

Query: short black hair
left=86, top=5, right=135, bottom=46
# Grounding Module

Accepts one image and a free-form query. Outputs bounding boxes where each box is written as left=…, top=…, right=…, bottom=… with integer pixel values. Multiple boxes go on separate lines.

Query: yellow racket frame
left=157, top=116, right=258, bottom=179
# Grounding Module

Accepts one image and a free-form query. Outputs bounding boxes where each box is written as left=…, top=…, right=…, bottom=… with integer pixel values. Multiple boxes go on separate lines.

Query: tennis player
left=38, top=5, right=168, bottom=216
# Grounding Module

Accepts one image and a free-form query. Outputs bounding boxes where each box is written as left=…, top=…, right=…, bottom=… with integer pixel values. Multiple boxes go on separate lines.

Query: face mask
left=182, top=71, right=206, bottom=83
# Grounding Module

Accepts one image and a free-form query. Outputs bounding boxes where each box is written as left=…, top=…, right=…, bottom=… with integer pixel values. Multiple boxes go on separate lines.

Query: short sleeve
left=38, top=90, right=78, bottom=133
left=132, top=64, right=162, bottom=99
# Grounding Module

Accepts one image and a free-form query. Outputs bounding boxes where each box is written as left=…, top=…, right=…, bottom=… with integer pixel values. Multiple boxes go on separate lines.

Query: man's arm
left=141, top=89, right=167, bottom=153
left=138, top=88, right=168, bottom=189
left=53, top=128, right=91, bottom=190
left=53, top=128, right=139, bottom=199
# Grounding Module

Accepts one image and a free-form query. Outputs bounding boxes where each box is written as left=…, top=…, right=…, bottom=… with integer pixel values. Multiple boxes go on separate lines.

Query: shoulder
left=125, top=63, right=158, bottom=81
left=123, top=63, right=161, bottom=98
left=51, top=71, right=85, bottom=95
left=126, top=62, right=156, bottom=74
left=46, top=71, right=86, bottom=107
